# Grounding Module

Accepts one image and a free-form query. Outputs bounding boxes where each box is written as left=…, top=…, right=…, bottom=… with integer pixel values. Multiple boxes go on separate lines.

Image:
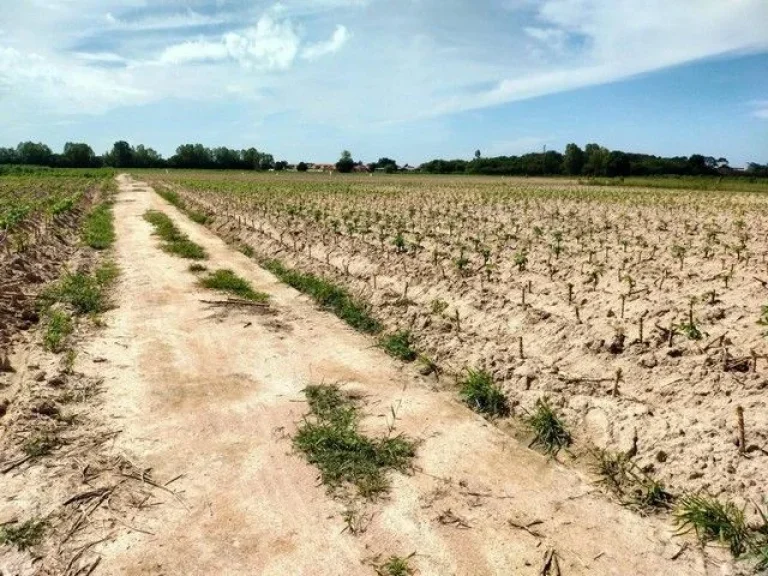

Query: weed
left=459, top=369, right=509, bottom=417
left=82, top=201, right=115, bottom=249
left=238, top=243, right=255, bottom=258
left=39, top=268, right=113, bottom=315
left=430, top=299, right=448, bottom=315
left=527, top=398, right=571, bottom=454
left=380, top=331, right=417, bottom=362
left=188, top=263, right=207, bottom=273
left=263, top=259, right=381, bottom=334
left=43, top=309, right=73, bottom=353
left=0, top=518, right=47, bottom=551
left=674, top=494, right=750, bottom=556
left=294, top=384, right=416, bottom=498
left=144, top=210, right=207, bottom=260
left=375, top=554, right=415, bottom=576
left=22, top=434, right=59, bottom=458
left=199, top=269, right=268, bottom=302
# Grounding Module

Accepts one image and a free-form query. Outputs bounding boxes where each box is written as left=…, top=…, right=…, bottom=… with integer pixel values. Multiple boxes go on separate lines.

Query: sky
left=1, top=0, right=767, bottom=166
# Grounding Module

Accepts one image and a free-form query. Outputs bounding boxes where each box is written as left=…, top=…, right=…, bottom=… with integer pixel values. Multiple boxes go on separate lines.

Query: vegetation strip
left=143, top=210, right=207, bottom=260
left=262, top=259, right=381, bottom=334
left=293, top=384, right=416, bottom=498
left=82, top=197, right=116, bottom=250
left=199, top=269, right=268, bottom=302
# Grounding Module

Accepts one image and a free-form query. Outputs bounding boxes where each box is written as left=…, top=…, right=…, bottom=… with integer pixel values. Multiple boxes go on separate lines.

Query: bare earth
left=75, top=176, right=727, bottom=575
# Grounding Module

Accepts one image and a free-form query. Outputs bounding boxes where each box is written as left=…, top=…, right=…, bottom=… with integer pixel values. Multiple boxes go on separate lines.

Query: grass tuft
left=375, top=554, right=416, bottom=576
left=459, top=369, right=509, bottom=417
left=380, top=331, right=417, bottom=362
left=144, top=210, right=207, bottom=260
left=188, top=263, right=207, bottom=273
left=38, top=263, right=116, bottom=315
left=43, top=309, right=73, bottom=353
left=22, top=434, right=59, bottom=458
left=199, top=269, right=268, bottom=302
left=294, top=384, right=416, bottom=499
left=0, top=518, right=47, bottom=551
left=674, top=494, right=751, bottom=556
left=263, top=259, right=381, bottom=334
left=527, top=398, right=571, bottom=454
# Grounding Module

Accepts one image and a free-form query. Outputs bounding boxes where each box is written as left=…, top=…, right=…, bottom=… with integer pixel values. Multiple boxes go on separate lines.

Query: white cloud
left=752, top=100, right=768, bottom=120
left=157, top=15, right=304, bottom=70
left=301, top=26, right=349, bottom=61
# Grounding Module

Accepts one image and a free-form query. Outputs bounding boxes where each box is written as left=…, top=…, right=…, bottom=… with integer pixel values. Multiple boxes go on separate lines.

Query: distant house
left=352, top=163, right=370, bottom=173
left=312, top=163, right=336, bottom=172
left=401, top=164, right=419, bottom=172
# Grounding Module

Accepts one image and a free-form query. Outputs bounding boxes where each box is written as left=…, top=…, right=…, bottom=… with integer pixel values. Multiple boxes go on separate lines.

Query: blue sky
left=1, top=0, right=767, bottom=166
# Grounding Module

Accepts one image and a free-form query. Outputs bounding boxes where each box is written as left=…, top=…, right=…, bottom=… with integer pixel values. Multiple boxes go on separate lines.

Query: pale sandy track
left=79, top=175, right=725, bottom=575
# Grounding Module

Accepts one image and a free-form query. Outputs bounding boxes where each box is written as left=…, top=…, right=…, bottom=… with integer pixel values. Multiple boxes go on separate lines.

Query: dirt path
left=80, top=176, right=718, bottom=575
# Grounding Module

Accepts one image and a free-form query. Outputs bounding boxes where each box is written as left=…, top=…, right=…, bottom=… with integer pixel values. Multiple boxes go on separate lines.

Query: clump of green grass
left=380, top=331, right=417, bottom=362
left=459, top=369, right=509, bottom=417
left=294, top=384, right=416, bottom=499
left=82, top=201, right=115, bottom=249
left=375, top=554, right=416, bottom=576
left=262, top=259, right=381, bottom=334
left=144, top=210, right=207, bottom=260
left=199, top=269, right=268, bottom=302
left=43, top=309, right=73, bottom=353
left=188, top=263, right=207, bottom=273
left=674, top=494, right=751, bottom=556
left=238, top=244, right=255, bottom=258
left=592, top=449, right=674, bottom=511
left=0, top=518, right=47, bottom=551
left=39, top=263, right=116, bottom=315
left=527, top=398, right=571, bottom=454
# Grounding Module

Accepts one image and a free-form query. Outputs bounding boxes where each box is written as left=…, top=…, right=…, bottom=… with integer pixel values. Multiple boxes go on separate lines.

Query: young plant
left=459, top=369, right=509, bottom=417
left=375, top=554, right=416, bottom=576
left=674, top=494, right=750, bottom=556
left=527, top=398, right=571, bottom=454
left=43, top=309, right=73, bottom=353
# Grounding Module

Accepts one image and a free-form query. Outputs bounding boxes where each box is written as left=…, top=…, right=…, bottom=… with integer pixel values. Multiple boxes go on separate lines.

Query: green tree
left=583, top=143, right=609, bottom=176
left=562, top=143, right=585, bottom=175
left=62, top=142, right=96, bottom=168
left=16, top=142, right=53, bottom=166
left=336, top=150, right=355, bottom=173
left=296, top=162, right=309, bottom=172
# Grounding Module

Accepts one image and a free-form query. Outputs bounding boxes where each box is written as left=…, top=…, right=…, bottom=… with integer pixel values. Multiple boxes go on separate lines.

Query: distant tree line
left=420, top=144, right=768, bottom=177
left=0, top=141, right=287, bottom=171
left=2, top=140, right=766, bottom=177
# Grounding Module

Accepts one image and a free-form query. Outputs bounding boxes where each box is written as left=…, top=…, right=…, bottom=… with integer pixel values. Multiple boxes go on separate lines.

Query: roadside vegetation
left=294, top=384, right=416, bottom=498
left=144, top=210, right=207, bottom=260
left=199, top=269, right=268, bottom=302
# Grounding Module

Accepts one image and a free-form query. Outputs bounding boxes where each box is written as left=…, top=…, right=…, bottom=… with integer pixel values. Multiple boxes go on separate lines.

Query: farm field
left=2, top=170, right=767, bottom=575
left=141, top=171, right=768, bottom=505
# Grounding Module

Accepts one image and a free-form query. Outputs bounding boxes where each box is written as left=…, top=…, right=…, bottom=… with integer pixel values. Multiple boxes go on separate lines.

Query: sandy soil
left=54, top=174, right=739, bottom=575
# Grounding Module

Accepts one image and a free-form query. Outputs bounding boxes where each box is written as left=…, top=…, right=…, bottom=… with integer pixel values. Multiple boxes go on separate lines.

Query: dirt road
left=79, top=176, right=717, bottom=575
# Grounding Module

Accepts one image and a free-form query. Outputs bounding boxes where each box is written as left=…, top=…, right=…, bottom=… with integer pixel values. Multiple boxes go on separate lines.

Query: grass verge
left=156, top=187, right=210, bottom=224
left=459, top=369, right=509, bottom=417
left=294, top=384, right=416, bottom=499
left=82, top=200, right=115, bottom=250
left=144, top=210, right=207, bottom=260
left=262, top=259, right=381, bottom=334
left=199, top=269, right=268, bottom=302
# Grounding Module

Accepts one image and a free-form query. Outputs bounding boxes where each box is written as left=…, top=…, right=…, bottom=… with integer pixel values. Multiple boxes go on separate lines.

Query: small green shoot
left=674, top=494, right=750, bottom=556
left=43, top=309, right=73, bottom=353
left=375, top=554, right=416, bottom=576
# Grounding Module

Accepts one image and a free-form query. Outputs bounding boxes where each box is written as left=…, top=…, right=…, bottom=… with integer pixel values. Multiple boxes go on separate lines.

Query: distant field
left=138, top=169, right=768, bottom=509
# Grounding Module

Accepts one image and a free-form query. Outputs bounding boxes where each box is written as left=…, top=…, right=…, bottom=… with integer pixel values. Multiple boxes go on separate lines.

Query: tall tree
left=562, top=143, right=585, bottom=175
left=336, top=150, right=355, bottom=173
